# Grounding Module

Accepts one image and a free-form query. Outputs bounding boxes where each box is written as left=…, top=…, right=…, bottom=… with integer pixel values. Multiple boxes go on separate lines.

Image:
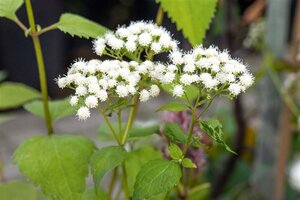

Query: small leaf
left=13, top=134, right=95, bottom=200
left=181, top=158, right=196, bottom=169
left=157, top=101, right=189, bottom=112
left=90, top=146, right=127, bottom=190
left=156, top=0, right=218, bottom=45
left=128, top=124, right=159, bottom=138
left=125, top=147, right=162, bottom=195
left=0, top=82, right=40, bottom=110
left=0, top=180, right=37, bottom=200
left=168, top=143, right=183, bottom=160
left=24, top=98, right=78, bottom=122
left=0, top=0, right=23, bottom=20
left=199, top=119, right=236, bottom=154
left=55, top=13, right=108, bottom=38
left=163, top=122, right=187, bottom=144
left=133, top=159, right=182, bottom=200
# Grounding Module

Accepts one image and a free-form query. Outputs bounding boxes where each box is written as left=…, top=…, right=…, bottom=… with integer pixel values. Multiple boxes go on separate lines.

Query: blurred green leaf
left=90, top=146, right=127, bottom=190
left=24, top=98, right=77, bottom=122
left=187, top=183, right=210, bottom=200
left=124, top=146, right=162, bottom=195
left=0, top=180, right=37, bottom=200
left=168, top=143, right=183, bottom=160
left=83, top=188, right=108, bottom=200
left=13, top=135, right=95, bottom=200
left=156, top=0, right=218, bottom=45
left=157, top=101, right=189, bottom=112
left=55, top=13, right=108, bottom=38
left=163, top=122, right=187, bottom=144
left=0, top=0, right=23, bottom=20
left=182, top=158, right=196, bottom=169
left=0, top=82, right=40, bottom=110
left=128, top=124, right=159, bottom=138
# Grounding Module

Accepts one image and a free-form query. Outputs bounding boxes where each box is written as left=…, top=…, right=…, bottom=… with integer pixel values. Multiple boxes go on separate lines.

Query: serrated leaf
left=125, top=147, right=162, bottom=195
left=168, top=143, right=183, bottom=160
left=23, top=98, right=78, bottom=122
left=0, top=82, right=41, bottom=110
left=128, top=124, right=159, bottom=138
left=163, top=122, right=187, bottom=144
left=90, top=146, right=127, bottom=190
left=0, top=180, right=37, bottom=200
left=133, top=159, right=182, bottom=200
left=0, top=0, right=23, bottom=20
left=157, top=0, right=218, bottom=45
left=157, top=101, right=189, bottom=112
left=182, top=158, right=196, bottom=168
left=55, top=13, right=108, bottom=38
left=13, top=135, right=95, bottom=200
left=199, top=119, right=236, bottom=154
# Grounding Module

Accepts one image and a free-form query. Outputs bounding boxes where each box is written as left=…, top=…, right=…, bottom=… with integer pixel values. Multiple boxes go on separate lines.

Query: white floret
left=125, top=40, right=137, bottom=52
left=173, top=85, right=184, bottom=97
left=180, top=74, right=194, bottom=85
left=70, top=96, right=78, bottom=106
left=239, top=73, right=253, bottom=87
left=97, top=90, right=108, bottom=102
left=138, top=32, right=152, bottom=46
left=229, top=83, right=242, bottom=96
left=77, top=106, right=90, bottom=120
left=57, top=77, right=68, bottom=89
left=116, top=85, right=129, bottom=97
left=170, top=51, right=184, bottom=65
left=151, top=42, right=162, bottom=53
left=149, top=85, right=160, bottom=97
left=76, top=86, right=87, bottom=96
left=85, top=95, right=98, bottom=108
left=139, top=89, right=150, bottom=102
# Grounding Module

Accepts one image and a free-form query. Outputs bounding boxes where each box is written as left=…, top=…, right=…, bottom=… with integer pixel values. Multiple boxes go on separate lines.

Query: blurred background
left=0, top=0, right=300, bottom=199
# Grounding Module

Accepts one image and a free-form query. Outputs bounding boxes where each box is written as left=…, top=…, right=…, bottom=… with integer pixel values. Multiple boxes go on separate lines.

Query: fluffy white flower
left=149, top=85, right=160, bottom=97
left=170, top=51, right=184, bottom=65
left=94, top=38, right=106, bottom=56
left=116, top=85, right=129, bottom=97
left=99, top=79, right=108, bottom=90
left=125, top=40, right=137, bottom=52
left=127, top=85, right=137, bottom=95
left=138, top=32, right=152, bottom=46
left=97, top=90, right=108, bottom=102
left=173, top=85, right=184, bottom=97
left=151, top=42, right=162, bottom=53
left=163, top=72, right=176, bottom=84
left=76, top=86, right=87, bottom=96
left=70, top=96, right=78, bottom=106
left=107, top=36, right=124, bottom=50
left=85, top=95, right=98, bottom=108
left=167, top=64, right=178, bottom=72
left=77, top=106, right=90, bottom=120
left=116, top=27, right=130, bottom=38
left=183, top=64, right=196, bottom=73
left=239, top=73, right=253, bottom=87
left=229, top=83, right=241, bottom=96
left=88, top=83, right=101, bottom=94
left=57, top=77, right=68, bottom=89
left=139, top=89, right=150, bottom=102
left=159, top=32, right=172, bottom=48
left=180, top=74, right=194, bottom=85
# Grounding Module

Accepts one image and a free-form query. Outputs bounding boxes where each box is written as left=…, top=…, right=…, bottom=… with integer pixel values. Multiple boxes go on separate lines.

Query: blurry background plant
left=0, top=0, right=300, bottom=200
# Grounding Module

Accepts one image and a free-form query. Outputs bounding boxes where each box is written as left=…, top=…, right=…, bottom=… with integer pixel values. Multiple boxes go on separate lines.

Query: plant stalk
left=24, top=0, right=53, bottom=135
left=121, top=163, right=130, bottom=200
left=121, top=98, right=138, bottom=145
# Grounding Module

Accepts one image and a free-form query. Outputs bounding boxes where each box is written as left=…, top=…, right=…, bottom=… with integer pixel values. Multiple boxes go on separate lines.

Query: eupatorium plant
left=56, top=21, right=253, bottom=199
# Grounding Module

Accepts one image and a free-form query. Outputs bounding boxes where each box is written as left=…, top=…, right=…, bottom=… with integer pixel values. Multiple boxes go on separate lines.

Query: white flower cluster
left=57, top=58, right=180, bottom=120
left=93, top=21, right=178, bottom=57
left=168, top=46, right=254, bottom=97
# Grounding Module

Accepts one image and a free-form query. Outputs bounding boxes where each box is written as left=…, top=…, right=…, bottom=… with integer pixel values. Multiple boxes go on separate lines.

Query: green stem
left=121, top=98, right=138, bottom=145
left=121, top=163, right=130, bottom=200
left=118, top=109, right=122, bottom=135
left=108, top=168, right=118, bottom=200
left=24, top=0, right=53, bottom=135
left=155, top=6, right=164, bottom=26
left=98, top=106, right=121, bottom=145
left=13, top=17, right=27, bottom=32
left=38, top=23, right=58, bottom=36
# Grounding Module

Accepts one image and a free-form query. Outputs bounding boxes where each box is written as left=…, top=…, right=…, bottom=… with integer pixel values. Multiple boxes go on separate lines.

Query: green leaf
left=55, top=13, right=108, bottom=38
left=133, top=159, right=182, bottom=200
left=125, top=147, right=162, bottom=195
left=156, top=0, right=218, bottom=45
left=0, top=0, right=23, bottom=20
left=90, top=146, right=127, bottom=190
left=128, top=124, right=159, bottom=138
left=168, top=143, right=183, bottom=160
left=157, top=101, right=189, bottom=112
left=199, top=119, right=236, bottom=154
left=187, top=183, right=210, bottom=200
left=0, top=82, right=41, bottom=110
left=163, top=122, right=187, bottom=144
left=83, top=188, right=108, bottom=200
left=0, top=180, right=37, bottom=200
left=24, top=98, right=78, bottom=122
left=181, top=158, right=196, bottom=169
left=13, top=135, right=95, bottom=200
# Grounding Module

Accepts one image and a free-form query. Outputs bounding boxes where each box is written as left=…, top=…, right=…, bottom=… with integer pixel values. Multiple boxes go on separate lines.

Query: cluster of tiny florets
left=168, top=46, right=254, bottom=97
left=93, top=21, right=178, bottom=58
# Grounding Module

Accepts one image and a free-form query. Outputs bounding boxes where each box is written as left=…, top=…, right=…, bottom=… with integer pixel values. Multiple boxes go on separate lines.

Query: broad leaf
left=124, top=147, right=162, bottom=195
left=199, top=119, right=236, bottom=154
left=24, top=98, right=78, bottom=122
left=55, top=13, right=108, bottom=38
left=83, top=188, right=108, bottom=200
left=13, top=135, right=95, bottom=200
left=163, top=122, right=187, bottom=144
left=157, top=101, right=189, bottom=112
left=168, top=143, right=183, bottom=160
left=128, top=124, right=159, bottom=138
left=90, top=146, right=127, bottom=189
left=157, top=0, right=218, bottom=45
left=0, top=180, right=37, bottom=200
left=133, top=159, right=182, bottom=200
left=0, top=0, right=23, bottom=20
left=182, top=158, right=196, bottom=168
left=0, top=82, right=40, bottom=110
